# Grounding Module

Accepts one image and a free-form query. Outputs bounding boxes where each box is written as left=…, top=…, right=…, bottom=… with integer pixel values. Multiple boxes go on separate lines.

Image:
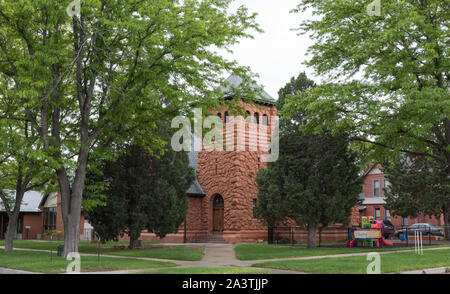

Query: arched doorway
left=212, top=195, right=224, bottom=232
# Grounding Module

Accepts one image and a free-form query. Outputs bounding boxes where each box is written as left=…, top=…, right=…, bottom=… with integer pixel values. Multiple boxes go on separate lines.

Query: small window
left=252, top=199, right=257, bottom=219
left=17, top=215, right=23, bottom=234
left=383, top=179, right=390, bottom=193
left=373, top=179, right=380, bottom=196
left=224, top=111, right=230, bottom=123
left=262, top=114, right=268, bottom=126
left=253, top=113, right=259, bottom=124
left=402, top=217, right=408, bottom=227
left=217, top=112, right=222, bottom=122
left=44, top=207, right=57, bottom=231
left=384, top=209, right=391, bottom=221
left=245, top=111, right=252, bottom=122
left=374, top=207, right=381, bottom=220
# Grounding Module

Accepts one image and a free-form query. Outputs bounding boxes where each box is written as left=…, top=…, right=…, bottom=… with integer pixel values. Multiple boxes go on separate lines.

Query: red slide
left=382, top=238, right=393, bottom=246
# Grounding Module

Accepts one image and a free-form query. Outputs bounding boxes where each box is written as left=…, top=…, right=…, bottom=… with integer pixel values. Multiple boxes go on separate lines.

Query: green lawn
left=0, top=240, right=204, bottom=261
left=252, top=248, right=450, bottom=274
left=234, top=243, right=449, bottom=261
left=137, top=267, right=274, bottom=274
left=0, top=249, right=177, bottom=273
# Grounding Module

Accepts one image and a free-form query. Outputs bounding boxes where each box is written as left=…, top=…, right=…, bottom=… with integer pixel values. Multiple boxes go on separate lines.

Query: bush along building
left=358, top=163, right=444, bottom=228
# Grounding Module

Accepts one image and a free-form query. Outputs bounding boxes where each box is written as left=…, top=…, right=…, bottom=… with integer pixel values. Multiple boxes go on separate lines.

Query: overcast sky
left=225, top=0, right=317, bottom=100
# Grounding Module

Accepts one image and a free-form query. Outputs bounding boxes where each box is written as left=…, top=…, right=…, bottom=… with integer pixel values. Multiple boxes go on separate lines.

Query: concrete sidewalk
left=0, top=267, right=38, bottom=274
left=2, top=244, right=450, bottom=274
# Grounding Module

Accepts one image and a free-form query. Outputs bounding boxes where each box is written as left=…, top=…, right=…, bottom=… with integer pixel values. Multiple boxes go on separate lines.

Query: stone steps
left=195, top=233, right=227, bottom=243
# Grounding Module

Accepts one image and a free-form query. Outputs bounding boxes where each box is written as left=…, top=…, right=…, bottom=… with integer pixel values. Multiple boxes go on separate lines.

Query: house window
left=383, top=179, right=390, bottom=193
left=374, top=207, right=381, bottom=220
left=217, top=112, right=222, bottom=122
left=44, top=207, right=57, bottom=231
left=402, top=217, right=409, bottom=227
left=373, top=179, right=380, bottom=196
left=384, top=209, right=391, bottom=221
left=262, top=114, right=268, bottom=126
left=254, top=113, right=259, bottom=124
left=17, top=215, right=23, bottom=234
left=252, top=199, right=257, bottom=219
left=245, top=111, right=252, bottom=122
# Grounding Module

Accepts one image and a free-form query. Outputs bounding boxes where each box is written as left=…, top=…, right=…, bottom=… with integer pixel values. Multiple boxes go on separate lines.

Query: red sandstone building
left=0, top=191, right=86, bottom=241
left=137, top=76, right=278, bottom=243
left=358, top=163, right=444, bottom=227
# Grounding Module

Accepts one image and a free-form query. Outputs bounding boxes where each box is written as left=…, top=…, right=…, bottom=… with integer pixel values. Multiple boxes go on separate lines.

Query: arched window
left=213, top=194, right=224, bottom=207
left=262, top=114, right=268, bottom=126
left=224, top=111, right=230, bottom=123
left=245, top=111, right=252, bottom=123
left=254, top=112, right=259, bottom=124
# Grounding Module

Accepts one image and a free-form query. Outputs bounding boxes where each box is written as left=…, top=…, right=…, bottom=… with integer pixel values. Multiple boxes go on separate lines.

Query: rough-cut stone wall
left=128, top=99, right=361, bottom=244
left=195, top=100, right=277, bottom=243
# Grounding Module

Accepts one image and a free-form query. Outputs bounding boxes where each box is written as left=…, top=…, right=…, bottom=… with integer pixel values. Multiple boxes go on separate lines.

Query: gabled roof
left=219, top=75, right=276, bottom=105
left=0, top=190, right=44, bottom=213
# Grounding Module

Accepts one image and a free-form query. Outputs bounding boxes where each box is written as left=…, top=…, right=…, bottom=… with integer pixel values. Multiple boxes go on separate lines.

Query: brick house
left=358, top=163, right=444, bottom=227
left=0, top=191, right=85, bottom=240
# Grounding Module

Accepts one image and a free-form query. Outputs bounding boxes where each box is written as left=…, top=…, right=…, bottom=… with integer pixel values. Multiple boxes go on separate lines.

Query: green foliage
left=383, top=157, right=450, bottom=219
left=256, top=73, right=362, bottom=247
left=276, top=71, right=315, bottom=110
left=278, top=237, right=291, bottom=245
left=256, top=121, right=362, bottom=243
left=0, top=0, right=262, bottom=252
left=85, top=143, right=195, bottom=246
left=284, top=0, right=449, bottom=167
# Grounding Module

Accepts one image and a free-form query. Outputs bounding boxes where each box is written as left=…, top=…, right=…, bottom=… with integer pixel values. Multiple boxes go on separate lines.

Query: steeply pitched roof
left=219, top=75, right=275, bottom=105
left=0, top=190, right=44, bottom=213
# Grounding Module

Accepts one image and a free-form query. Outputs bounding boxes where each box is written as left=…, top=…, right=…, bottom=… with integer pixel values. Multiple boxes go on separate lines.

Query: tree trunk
left=307, top=222, right=318, bottom=248
left=62, top=213, right=81, bottom=257
left=129, top=235, right=136, bottom=249
left=267, top=226, right=274, bottom=244
left=318, top=228, right=323, bottom=247
left=58, top=148, right=88, bottom=258
left=4, top=214, right=18, bottom=253
left=62, top=195, right=82, bottom=257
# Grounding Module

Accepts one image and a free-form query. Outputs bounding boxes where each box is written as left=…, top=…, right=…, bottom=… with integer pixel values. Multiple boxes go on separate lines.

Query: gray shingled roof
left=0, top=190, right=44, bottom=212
left=186, top=135, right=205, bottom=196
left=219, top=75, right=275, bottom=103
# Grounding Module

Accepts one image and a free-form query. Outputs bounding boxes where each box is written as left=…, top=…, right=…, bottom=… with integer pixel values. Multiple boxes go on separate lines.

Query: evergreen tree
left=85, top=144, right=195, bottom=248
left=383, top=157, right=450, bottom=239
left=256, top=119, right=362, bottom=248
left=276, top=72, right=315, bottom=111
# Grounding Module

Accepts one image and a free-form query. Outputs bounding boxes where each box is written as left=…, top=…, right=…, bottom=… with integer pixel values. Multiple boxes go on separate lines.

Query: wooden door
left=213, top=207, right=224, bottom=232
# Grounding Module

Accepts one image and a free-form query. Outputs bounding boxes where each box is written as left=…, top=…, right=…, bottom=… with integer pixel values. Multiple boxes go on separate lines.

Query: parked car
left=395, top=223, right=444, bottom=237
left=381, top=219, right=395, bottom=239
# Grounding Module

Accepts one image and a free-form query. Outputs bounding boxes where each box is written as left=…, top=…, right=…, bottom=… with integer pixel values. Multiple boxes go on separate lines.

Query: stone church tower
left=186, top=76, right=277, bottom=243
left=136, top=75, right=278, bottom=243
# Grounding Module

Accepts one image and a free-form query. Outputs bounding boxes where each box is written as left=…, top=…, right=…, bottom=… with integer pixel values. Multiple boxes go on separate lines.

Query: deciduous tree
left=0, top=0, right=260, bottom=256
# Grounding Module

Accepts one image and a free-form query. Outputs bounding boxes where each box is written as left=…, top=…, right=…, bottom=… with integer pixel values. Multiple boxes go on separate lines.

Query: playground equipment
left=346, top=217, right=393, bottom=248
